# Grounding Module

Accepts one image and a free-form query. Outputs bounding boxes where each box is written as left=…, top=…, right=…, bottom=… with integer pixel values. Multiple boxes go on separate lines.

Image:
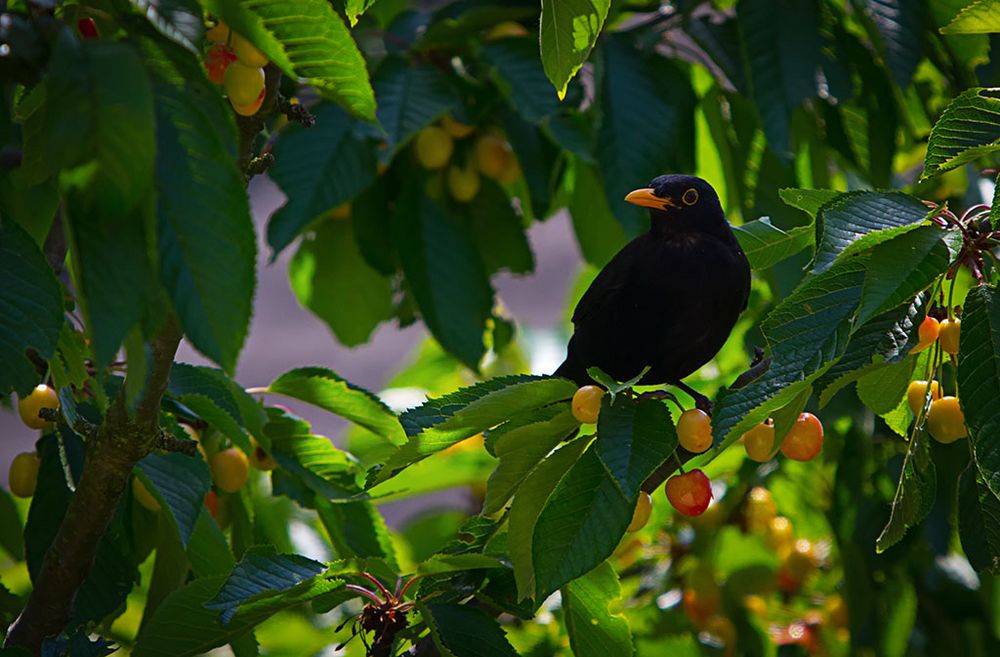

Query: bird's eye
left=682, top=188, right=699, bottom=206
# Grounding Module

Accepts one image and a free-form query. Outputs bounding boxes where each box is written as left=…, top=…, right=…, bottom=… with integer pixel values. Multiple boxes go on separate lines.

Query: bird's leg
left=637, top=389, right=684, bottom=411
left=672, top=380, right=712, bottom=415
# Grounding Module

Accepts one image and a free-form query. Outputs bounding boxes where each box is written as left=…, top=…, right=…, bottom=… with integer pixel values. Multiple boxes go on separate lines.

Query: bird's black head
left=624, top=175, right=729, bottom=238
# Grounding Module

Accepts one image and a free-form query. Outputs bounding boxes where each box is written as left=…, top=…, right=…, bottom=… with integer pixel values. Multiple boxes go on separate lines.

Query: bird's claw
left=694, top=395, right=713, bottom=416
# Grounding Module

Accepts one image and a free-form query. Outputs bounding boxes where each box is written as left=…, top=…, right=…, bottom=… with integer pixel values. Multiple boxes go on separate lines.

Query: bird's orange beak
left=624, top=187, right=679, bottom=210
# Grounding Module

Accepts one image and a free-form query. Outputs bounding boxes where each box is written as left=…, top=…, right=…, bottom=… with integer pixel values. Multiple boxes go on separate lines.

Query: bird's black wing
left=570, top=239, right=643, bottom=326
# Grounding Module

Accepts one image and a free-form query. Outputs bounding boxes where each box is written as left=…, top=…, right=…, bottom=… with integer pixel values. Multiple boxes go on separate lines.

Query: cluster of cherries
left=204, top=21, right=270, bottom=116
left=10, top=383, right=277, bottom=528
left=571, top=385, right=824, bottom=522
left=907, top=313, right=967, bottom=443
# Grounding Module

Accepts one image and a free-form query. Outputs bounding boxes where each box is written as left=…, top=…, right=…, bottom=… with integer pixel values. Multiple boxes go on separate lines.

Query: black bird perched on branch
left=554, top=175, right=751, bottom=412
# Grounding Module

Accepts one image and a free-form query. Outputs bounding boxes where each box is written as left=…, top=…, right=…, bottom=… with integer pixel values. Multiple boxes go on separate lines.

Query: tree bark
left=4, top=320, right=182, bottom=654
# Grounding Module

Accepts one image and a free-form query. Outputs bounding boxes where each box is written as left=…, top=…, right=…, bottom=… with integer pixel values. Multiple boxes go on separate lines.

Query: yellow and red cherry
left=232, top=86, right=266, bottom=116
left=223, top=62, right=265, bottom=106
left=926, top=396, right=967, bottom=443
left=447, top=164, right=481, bottom=202
left=666, top=469, right=713, bottom=517
left=8, top=452, right=40, bottom=498
left=627, top=492, right=653, bottom=532
left=474, top=134, right=513, bottom=179
left=780, top=412, right=824, bottom=461
left=77, top=18, right=99, bottom=39
left=18, top=384, right=59, bottom=430
left=743, top=418, right=775, bottom=462
left=906, top=380, right=940, bottom=415
left=571, top=385, right=604, bottom=424
left=414, top=126, right=453, bottom=169
left=132, top=477, right=161, bottom=512
left=210, top=447, right=250, bottom=493
left=939, top=318, right=960, bottom=355
left=910, top=316, right=940, bottom=353
left=677, top=409, right=713, bottom=453
left=205, top=45, right=237, bottom=85
left=440, top=114, right=476, bottom=138
left=230, top=32, right=268, bottom=68
left=206, top=21, right=230, bottom=43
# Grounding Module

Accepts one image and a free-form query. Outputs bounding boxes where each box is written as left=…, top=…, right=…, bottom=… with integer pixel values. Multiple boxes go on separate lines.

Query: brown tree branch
left=4, top=321, right=183, bottom=653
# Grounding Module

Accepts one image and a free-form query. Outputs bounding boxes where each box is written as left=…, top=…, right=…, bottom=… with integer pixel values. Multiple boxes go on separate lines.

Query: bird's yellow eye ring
left=682, top=188, right=699, bottom=206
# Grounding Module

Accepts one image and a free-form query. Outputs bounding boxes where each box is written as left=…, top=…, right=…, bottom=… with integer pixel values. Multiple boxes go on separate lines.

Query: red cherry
left=204, top=490, right=219, bottom=518
left=205, top=45, right=237, bottom=85
left=665, top=469, right=713, bottom=517
left=77, top=18, right=99, bottom=40
left=780, top=412, right=824, bottom=462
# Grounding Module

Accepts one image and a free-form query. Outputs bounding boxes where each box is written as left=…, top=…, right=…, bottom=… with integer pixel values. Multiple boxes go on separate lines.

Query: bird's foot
left=750, top=346, right=765, bottom=367
left=671, top=380, right=713, bottom=415
left=638, top=389, right=683, bottom=410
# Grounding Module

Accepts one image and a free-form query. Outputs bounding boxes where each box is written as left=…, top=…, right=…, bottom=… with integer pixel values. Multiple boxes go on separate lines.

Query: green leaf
left=133, top=571, right=338, bottom=657
left=597, top=36, right=695, bottom=235
left=561, top=561, right=633, bottom=657
left=136, top=452, right=212, bottom=546
left=713, top=257, right=867, bottom=445
left=0, top=218, right=64, bottom=396
left=778, top=188, right=840, bottom=219
left=876, top=429, right=936, bottom=552
left=187, top=511, right=235, bottom=579
left=265, top=409, right=363, bottom=501
left=343, top=0, right=377, bottom=25
left=129, top=0, right=203, bottom=52
left=817, top=296, right=923, bottom=406
left=392, top=183, right=493, bottom=370
left=423, top=603, right=519, bottom=657
left=64, top=189, right=154, bottom=367
left=267, top=104, right=378, bottom=255
left=288, top=219, right=394, bottom=346
left=510, top=438, right=590, bottom=599
left=0, top=172, right=58, bottom=245
left=857, top=227, right=958, bottom=324
left=483, top=405, right=579, bottom=514
left=923, top=88, right=1000, bottom=179
left=594, top=397, right=677, bottom=495
left=940, top=0, right=1000, bottom=33
left=169, top=364, right=254, bottom=453
left=0, top=488, right=23, bottom=561
left=532, top=398, right=674, bottom=598
left=482, top=39, right=562, bottom=123
left=539, top=0, right=610, bottom=100
left=316, top=498, right=397, bottom=567
left=141, top=34, right=254, bottom=372
left=812, top=191, right=929, bottom=273
left=958, top=285, right=1000, bottom=499
left=267, top=367, right=405, bottom=446
left=864, top=0, right=923, bottom=87
left=959, top=462, right=1000, bottom=574
left=377, top=376, right=577, bottom=485
left=857, top=358, right=915, bottom=415
left=373, top=56, right=458, bottom=157
left=568, top=161, right=629, bottom=268
left=22, top=37, right=155, bottom=215
left=465, top=179, right=534, bottom=276
left=738, top=0, right=842, bottom=156
left=732, top=217, right=813, bottom=270
left=205, top=548, right=326, bottom=624
left=200, top=0, right=375, bottom=120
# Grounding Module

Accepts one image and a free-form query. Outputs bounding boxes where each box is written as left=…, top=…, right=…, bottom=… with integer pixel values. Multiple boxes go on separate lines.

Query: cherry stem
left=360, top=572, right=393, bottom=600
left=345, top=584, right=383, bottom=605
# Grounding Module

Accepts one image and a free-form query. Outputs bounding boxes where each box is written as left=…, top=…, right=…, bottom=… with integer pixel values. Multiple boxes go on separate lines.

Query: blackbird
left=554, top=175, right=750, bottom=411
